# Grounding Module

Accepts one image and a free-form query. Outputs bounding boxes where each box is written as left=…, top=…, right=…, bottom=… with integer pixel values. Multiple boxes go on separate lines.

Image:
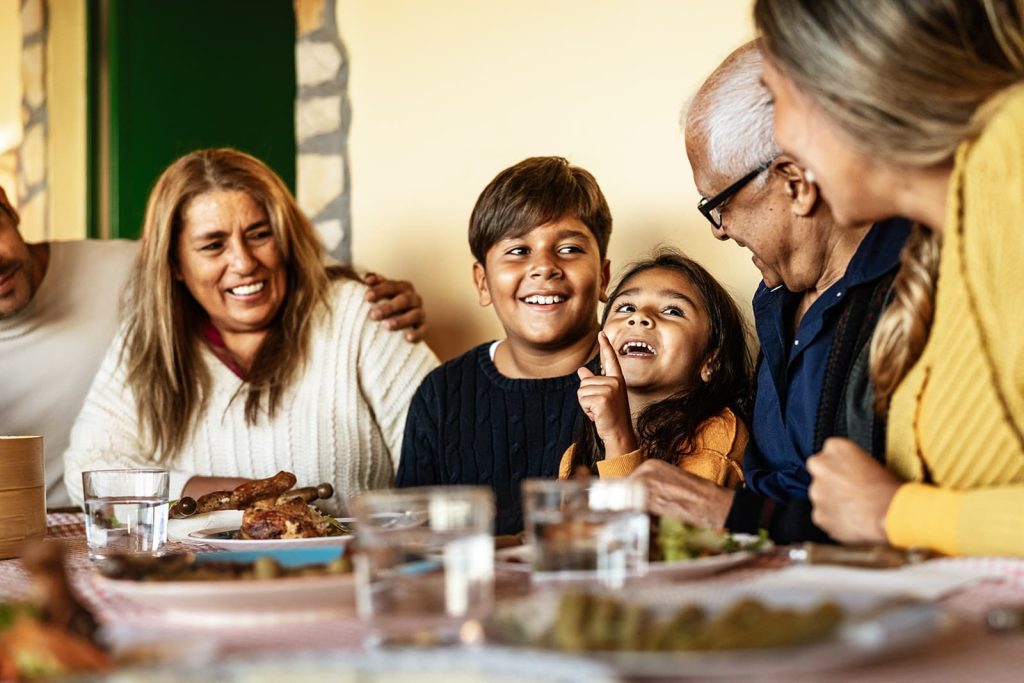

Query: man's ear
left=472, top=261, right=492, bottom=307
left=599, top=258, right=611, bottom=303
left=775, top=156, right=819, bottom=218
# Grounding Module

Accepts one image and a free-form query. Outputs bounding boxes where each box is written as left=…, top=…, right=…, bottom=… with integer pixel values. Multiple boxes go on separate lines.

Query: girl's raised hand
left=577, top=331, right=637, bottom=458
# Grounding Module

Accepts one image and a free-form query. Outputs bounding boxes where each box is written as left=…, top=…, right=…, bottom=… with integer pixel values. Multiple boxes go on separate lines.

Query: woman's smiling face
left=175, top=189, right=287, bottom=337
left=602, top=267, right=712, bottom=400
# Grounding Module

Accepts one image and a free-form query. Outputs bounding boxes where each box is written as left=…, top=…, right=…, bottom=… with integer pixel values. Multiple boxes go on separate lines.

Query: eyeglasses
left=697, top=157, right=777, bottom=228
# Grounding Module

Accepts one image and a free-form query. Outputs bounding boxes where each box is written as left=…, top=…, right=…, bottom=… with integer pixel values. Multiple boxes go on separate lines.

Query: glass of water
left=82, top=469, right=169, bottom=560
left=521, top=478, right=648, bottom=588
left=351, top=486, right=495, bottom=647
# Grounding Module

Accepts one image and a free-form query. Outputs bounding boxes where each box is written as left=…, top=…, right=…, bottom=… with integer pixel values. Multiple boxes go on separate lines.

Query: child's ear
left=599, top=258, right=611, bottom=303
left=472, top=261, right=492, bottom=307
left=699, top=353, right=718, bottom=384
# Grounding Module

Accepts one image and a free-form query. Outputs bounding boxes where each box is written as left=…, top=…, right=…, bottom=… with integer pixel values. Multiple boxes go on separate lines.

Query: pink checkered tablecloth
left=2, top=513, right=1023, bottom=681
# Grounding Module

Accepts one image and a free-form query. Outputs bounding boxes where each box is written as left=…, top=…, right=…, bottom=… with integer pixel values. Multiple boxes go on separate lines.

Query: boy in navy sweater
left=396, top=156, right=612, bottom=534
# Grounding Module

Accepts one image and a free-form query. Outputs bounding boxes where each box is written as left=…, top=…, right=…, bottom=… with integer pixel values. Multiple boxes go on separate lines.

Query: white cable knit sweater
left=63, top=278, right=439, bottom=514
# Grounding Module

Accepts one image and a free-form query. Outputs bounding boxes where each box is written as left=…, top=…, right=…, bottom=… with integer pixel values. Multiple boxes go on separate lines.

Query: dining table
left=1, top=512, right=1023, bottom=682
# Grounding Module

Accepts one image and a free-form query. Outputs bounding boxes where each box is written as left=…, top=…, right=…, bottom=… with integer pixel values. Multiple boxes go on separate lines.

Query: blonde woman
left=64, top=149, right=438, bottom=514
left=753, top=0, right=1024, bottom=556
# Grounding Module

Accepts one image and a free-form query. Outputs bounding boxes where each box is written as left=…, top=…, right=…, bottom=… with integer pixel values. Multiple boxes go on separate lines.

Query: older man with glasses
left=630, top=41, right=911, bottom=543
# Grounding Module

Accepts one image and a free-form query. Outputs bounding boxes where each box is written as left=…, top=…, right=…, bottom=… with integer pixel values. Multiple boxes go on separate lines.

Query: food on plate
left=241, top=499, right=332, bottom=539
left=0, top=543, right=110, bottom=681
left=495, top=532, right=528, bottom=550
left=98, top=551, right=352, bottom=582
left=497, top=518, right=766, bottom=567
left=543, top=592, right=842, bottom=652
left=652, top=517, right=768, bottom=562
left=169, top=471, right=341, bottom=540
left=170, top=471, right=321, bottom=517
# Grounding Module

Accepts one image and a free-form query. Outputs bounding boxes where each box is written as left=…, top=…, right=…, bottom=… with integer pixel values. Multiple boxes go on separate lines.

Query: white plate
left=494, top=539, right=763, bottom=581
left=185, top=521, right=355, bottom=550
left=169, top=510, right=422, bottom=550
left=94, top=548, right=355, bottom=624
left=489, top=585, right=954, bottom=677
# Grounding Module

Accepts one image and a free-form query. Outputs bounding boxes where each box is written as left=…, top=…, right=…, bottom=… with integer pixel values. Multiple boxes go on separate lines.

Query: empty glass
left=521, top=478, right=648, bottom=588
left=351, top=486, right=495, bottom=647
left=82, top=469, right=169, bottom=560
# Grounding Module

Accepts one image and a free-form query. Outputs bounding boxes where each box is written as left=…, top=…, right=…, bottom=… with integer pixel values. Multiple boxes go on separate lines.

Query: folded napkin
left=167, top=509, right=242, bottom=542
left=744, top=559, right=1006, bottom=602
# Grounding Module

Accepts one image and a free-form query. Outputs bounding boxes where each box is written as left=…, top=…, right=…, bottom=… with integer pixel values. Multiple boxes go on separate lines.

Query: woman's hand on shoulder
left=363, top=273, right=428, bottom=343
left=807, top=437, right=901, bottom=544
left=577, top=332, right=637, bottom=457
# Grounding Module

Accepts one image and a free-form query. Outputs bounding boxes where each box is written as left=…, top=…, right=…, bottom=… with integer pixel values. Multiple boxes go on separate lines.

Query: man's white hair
left=683, top=43, right=781, bottom=186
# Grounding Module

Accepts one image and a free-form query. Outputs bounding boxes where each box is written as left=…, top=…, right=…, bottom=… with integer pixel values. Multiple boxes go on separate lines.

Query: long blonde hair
left=122, top=148, right=351, bottom=462
left=754, top=0, right=1024, bottom=409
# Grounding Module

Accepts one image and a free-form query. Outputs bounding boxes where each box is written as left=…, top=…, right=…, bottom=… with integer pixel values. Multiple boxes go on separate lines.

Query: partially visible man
left=631, top=42, right=910, bottom=542
left=0, top=186, right=427, bottom=507
left=0, top=188, right=137, bottom=508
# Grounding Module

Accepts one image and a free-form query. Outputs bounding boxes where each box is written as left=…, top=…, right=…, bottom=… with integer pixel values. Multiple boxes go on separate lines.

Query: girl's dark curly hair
left=570, top=248, right=753, bottom=473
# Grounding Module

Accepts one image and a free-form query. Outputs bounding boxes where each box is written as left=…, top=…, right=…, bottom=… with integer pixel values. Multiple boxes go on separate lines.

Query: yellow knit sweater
left=557, top=407, right=747, bottom=489
left=885, top=85, right=1024, bottom=556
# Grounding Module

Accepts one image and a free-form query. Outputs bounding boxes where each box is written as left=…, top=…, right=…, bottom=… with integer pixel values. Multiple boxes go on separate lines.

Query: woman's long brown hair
left=121, top=148, right=354, bottom=462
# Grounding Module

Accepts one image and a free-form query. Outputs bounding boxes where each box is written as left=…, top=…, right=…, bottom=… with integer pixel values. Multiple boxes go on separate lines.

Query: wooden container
left=0, top=435, right=46, bottom=559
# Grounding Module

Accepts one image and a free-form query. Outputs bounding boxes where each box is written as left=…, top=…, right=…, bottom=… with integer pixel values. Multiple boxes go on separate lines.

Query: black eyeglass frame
left=697, top=157, right=777, bottom=228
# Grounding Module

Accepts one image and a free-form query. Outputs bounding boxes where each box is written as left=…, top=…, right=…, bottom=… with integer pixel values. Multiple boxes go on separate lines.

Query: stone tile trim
left=17, top=0, right=49, bottom=239
left=295, top=0, right=352, bottom=263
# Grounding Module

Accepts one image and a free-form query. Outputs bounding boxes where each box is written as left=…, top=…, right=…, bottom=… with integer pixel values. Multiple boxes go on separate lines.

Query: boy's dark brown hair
left=468, top=156, right=612, bottom=263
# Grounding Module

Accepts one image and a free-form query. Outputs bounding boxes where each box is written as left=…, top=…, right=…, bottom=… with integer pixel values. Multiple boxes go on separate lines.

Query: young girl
left=559, top=249, right=752, bottom=487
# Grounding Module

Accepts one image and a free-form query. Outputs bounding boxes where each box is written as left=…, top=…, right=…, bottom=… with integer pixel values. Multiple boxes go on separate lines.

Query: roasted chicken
left=168, top=471, right=338, bottom=540
left=240, top=498, right=332, bottom=540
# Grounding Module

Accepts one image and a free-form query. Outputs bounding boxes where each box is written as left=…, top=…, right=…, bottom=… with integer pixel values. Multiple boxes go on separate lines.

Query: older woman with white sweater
left=64, top=148, right=437, bottom=514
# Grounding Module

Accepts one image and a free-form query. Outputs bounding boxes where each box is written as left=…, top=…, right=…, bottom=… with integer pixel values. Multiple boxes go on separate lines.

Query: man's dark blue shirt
left=744, top=219, right=912, bottom=502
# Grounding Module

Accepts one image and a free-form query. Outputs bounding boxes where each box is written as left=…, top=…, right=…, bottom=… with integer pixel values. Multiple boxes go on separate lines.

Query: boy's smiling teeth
left=620, top=340, right=657, bottom=356
left=229, top=281, right=264, bottom=296
left=522, top=294, right=566, bottom=305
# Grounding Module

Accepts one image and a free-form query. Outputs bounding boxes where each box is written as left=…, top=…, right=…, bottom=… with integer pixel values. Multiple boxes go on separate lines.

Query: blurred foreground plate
left=93, top=547, right=355, bottom=624
left=489, top=585, right=954, bottom=677
left=89, top=647, right=622, bottom=683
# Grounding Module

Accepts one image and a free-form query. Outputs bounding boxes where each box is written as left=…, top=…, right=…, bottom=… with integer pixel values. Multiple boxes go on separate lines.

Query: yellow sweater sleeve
left=887, top=482, right=1024, bottom=556
left=559, top=409, right=748, bottom=489
left=884, top=85, right=1024, bottom=557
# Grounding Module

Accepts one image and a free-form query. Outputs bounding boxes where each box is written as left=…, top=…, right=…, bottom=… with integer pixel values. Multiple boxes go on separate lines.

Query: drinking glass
left=351, top=486, right=495, bottom=647
left=82, top=469, right=169, bottom=560
left=521, top=478, right=648, bottom=588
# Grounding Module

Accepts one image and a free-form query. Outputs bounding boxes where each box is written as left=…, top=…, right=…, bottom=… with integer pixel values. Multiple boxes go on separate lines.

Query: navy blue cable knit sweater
left=396, top=342, right=597, bottom=535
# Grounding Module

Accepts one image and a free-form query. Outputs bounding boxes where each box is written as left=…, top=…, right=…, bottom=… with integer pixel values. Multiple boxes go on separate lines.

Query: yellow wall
left=337, top=0, right=759, bottom=360
left=0, top=0, right=22, bottom=205
left=48, top=0, right=87, bottom=241
left=0, top=0, right=86, bottom=241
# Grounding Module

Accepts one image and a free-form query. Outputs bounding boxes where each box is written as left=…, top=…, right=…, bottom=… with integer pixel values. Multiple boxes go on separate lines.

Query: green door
left=89, top=0, right=296, bottom=239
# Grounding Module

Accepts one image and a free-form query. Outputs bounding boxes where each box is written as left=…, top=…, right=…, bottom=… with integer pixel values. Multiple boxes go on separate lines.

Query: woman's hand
left=807, top=437, right=902, bottom=544
left=363, top=273, right=428, bottom=342
left=577, top=332, right=637, bottom=458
